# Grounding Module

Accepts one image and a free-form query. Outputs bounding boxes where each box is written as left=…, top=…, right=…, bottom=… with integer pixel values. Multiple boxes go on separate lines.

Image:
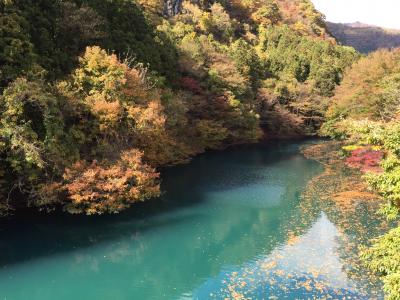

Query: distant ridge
left=344, top=21, right=377, bottom=28
left=327, top=21, right=400, bottom=53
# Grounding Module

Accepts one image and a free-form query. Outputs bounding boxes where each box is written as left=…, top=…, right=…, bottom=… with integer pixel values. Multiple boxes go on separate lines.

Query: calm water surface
left=0, top=141, right=386, bottom=299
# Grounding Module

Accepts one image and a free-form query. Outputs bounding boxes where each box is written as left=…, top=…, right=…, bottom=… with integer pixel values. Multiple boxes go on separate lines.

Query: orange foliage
left=328, top=49, right=400, bottom=120
left=301, top=142, right=381, bottom=213
left=88, top=95, right=123, bottom=133
left=68, top=46, right=193, bottom=166
left=127, top=100, right=166, bottom=131
left=122, top=65, right=151, bottom=102
left=63, top=149, right=160, bottom=215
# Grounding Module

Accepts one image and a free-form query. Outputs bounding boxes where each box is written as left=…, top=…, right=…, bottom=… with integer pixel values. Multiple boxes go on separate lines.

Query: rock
left=163, top=0, right=183, bottom=17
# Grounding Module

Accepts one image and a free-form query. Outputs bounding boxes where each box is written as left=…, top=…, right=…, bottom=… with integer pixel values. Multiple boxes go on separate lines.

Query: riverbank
left=300, top=141, right=382, bottom=211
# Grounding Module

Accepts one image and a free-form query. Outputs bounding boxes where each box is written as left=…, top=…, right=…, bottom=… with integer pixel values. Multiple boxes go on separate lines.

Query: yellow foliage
left=128, top=100, right=166, bottom=131
left=328, top=49, right=400, bottom=120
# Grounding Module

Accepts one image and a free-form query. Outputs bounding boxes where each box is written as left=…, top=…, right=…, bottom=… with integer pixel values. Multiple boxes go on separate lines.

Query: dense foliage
left=4, top=1, right=399, bottom=297
left=0, top=0, right=179, bottom=84
left=0, top=0, right=358, bottom=215
left=323, top=49, right=400, bottom=299
left=157, top=0, right=357, bottom=135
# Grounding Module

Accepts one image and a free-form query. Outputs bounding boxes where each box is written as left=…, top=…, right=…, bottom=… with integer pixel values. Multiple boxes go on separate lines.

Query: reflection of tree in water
left=131, top=155, right=321, bottom=298
left=215, top=141, right=390, bottom=299
left=214, top=142, right=389, bottom=300
left=0, top=142, right=325, bottom=299
left=301, top=141, right=389, bottom=238
left=71, top=175, right=315, bottom=298
left=0, top=141, right=389, bottom=299
left=299, top=141, right=391, bottom=297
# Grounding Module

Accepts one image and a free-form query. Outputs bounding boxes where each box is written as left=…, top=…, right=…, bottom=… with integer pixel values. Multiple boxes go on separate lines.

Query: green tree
left=0, top=11, right=36, bottom=88
left=252, top=1, right=282, bottom=25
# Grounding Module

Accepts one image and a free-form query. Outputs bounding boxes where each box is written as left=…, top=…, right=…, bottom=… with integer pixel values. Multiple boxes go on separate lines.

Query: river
left=0, top=141, right=387, bottom=299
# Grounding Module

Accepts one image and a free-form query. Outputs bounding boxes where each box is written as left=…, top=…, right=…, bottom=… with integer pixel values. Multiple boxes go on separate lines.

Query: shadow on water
left=1, top=139, right=361, bottom=300
left=0, top=140, right=317, bottom=268
left=0, top=142, right=312, bottom=266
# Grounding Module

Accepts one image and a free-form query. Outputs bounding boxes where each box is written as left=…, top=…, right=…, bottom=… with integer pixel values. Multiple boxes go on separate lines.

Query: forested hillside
left=0, top=0, right=358, bottom=216
left=3, top=1, right=400, bottom=298
left=322, top=49, right=400, bottom=300
left=327, top=22, right=400, bottom=53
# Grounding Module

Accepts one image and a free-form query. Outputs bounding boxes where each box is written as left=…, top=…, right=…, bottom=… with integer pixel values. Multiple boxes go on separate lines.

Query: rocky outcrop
left=163, top=0, right=183, bottom=17
left=163, top=0, right=214, bottom=17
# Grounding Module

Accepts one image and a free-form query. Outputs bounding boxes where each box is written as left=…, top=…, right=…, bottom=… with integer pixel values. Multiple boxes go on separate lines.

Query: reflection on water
left=196, top=213, right=380, bottom=299
left=0, top=141, right=387, bottom=299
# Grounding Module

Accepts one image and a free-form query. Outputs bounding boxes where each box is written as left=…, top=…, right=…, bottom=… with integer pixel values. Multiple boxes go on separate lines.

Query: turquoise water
left=0, top=141, right=385, bottom=299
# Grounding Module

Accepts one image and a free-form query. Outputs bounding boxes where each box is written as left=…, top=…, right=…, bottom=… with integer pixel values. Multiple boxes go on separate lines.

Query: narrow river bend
left=0, top=141, right=386, bottom=299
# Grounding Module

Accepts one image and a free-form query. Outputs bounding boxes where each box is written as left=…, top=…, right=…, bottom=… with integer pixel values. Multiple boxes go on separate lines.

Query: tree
left=0, top=12, right=36, bottom=88
left=63, top=149, right=160, bottom=215
left=0, top=77, right=73, bottom=208
left=251, top=1, right=282, bottom=26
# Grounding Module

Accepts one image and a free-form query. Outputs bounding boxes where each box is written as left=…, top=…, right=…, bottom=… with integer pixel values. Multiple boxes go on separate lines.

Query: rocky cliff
left=163, top=0, right=183, bottom=16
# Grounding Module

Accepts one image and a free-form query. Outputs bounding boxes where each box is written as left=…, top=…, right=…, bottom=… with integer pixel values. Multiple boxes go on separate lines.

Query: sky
left=311, top=0, right=400, bottom=29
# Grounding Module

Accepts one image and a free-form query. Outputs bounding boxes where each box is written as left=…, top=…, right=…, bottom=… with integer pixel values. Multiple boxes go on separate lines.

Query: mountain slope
left=327, top=21, right=400, bottom=53
left=0, top=0, right=358, bottom=215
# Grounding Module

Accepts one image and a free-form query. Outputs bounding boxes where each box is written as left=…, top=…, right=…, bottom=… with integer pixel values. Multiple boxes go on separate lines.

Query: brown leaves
left=327, top=48, right=400, bottom=121
left=301, top=141, right=382, bottom=213
left=69, top=46, right=193, bottom=166
left=63, top=149, right=160, bottom=215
